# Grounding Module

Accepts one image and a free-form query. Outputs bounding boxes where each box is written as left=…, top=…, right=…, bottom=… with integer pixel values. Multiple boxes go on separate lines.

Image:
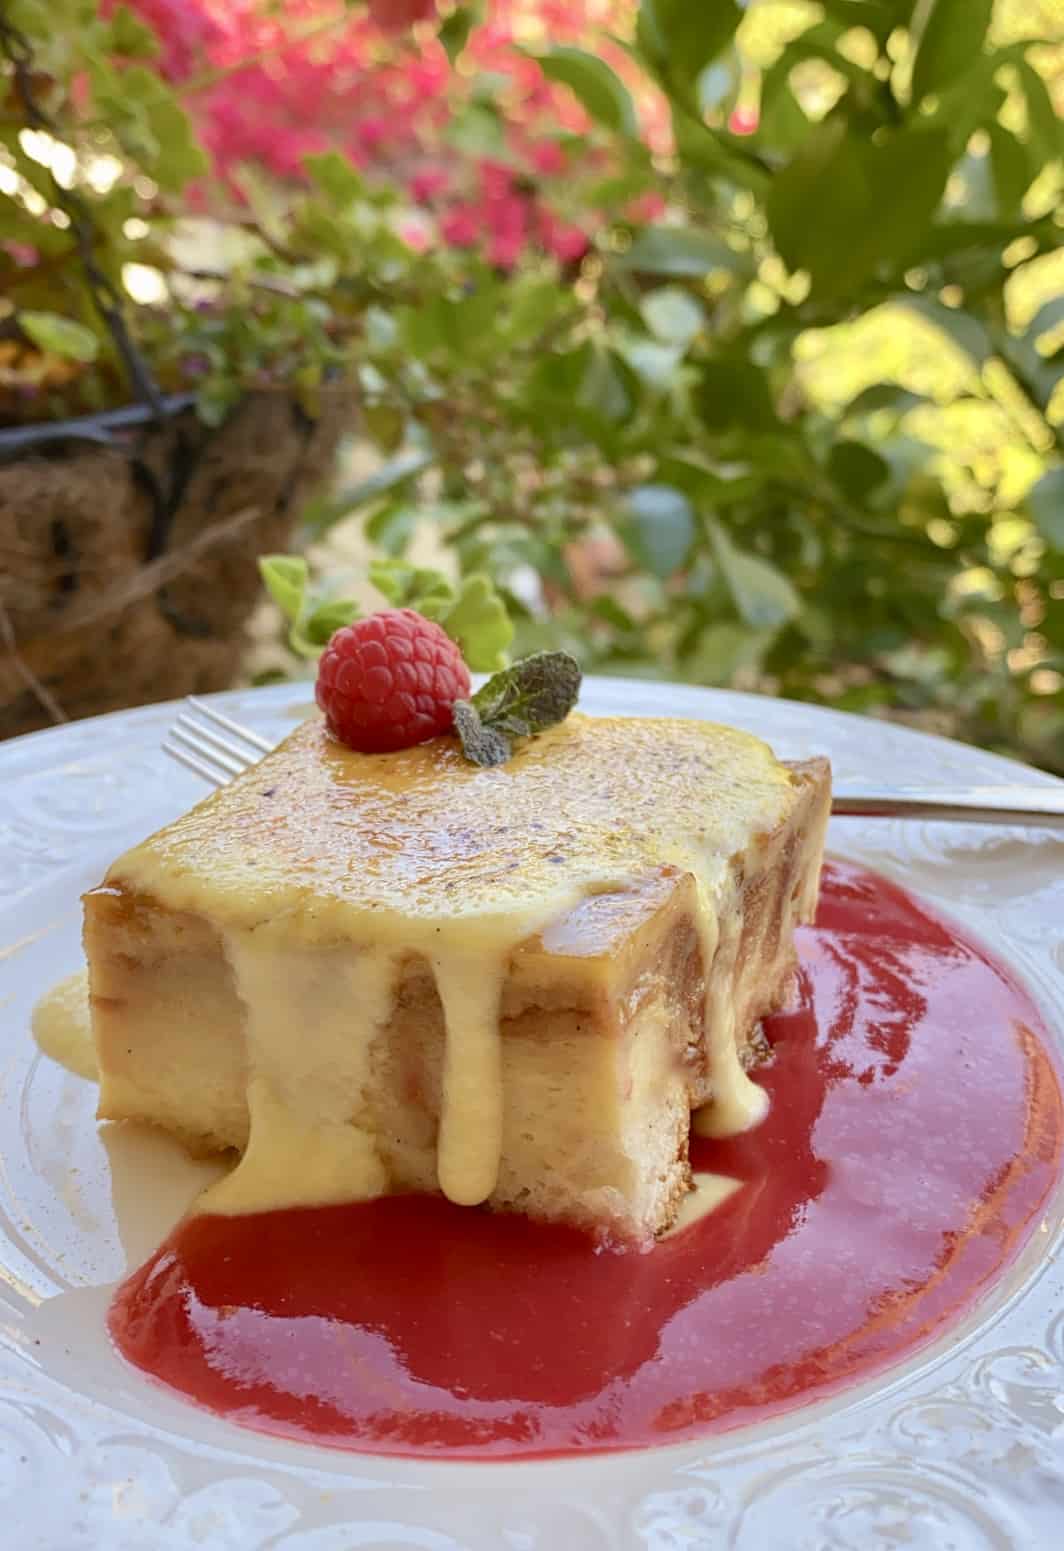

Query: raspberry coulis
left=109, top=861, right=1063, bottom=1459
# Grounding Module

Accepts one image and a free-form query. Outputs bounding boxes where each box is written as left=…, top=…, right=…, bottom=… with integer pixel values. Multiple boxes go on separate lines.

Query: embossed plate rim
left=1, top=678, right=1062, bottom=1551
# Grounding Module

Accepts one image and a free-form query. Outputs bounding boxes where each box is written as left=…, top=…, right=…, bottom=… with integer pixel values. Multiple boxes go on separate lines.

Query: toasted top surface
left=104, top=713, right=797, bottom=943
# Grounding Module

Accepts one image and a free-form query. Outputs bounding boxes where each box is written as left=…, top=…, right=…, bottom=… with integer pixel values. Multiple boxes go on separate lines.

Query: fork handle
left=831, top=786, right=1064, bottom=828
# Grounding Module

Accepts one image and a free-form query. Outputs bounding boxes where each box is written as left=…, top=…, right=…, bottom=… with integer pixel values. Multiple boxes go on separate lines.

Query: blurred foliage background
left=2, top=0, right=1062, bottom=769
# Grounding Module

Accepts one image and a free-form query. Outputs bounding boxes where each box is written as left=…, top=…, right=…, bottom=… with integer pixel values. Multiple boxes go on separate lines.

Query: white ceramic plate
left=2, top=679, right=1063, bottom=1551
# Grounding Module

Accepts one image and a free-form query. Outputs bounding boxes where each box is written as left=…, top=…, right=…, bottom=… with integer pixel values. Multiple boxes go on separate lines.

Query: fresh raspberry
left=315, top=608, right=471, bottom=754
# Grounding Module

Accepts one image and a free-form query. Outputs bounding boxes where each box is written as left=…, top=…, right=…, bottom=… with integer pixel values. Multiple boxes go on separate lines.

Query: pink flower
left=529, top=139, right=565, bottom=176
left=2, top=241, right=37, bottom=267
left=479, top=159, right=514, bottom=200
left=488, top=228, right=525, bottom=268
left=409, top=167, right=449, bottom=203
left=399, top=220, right=432, bottom=252
left=356, top=117, right=389, bottom=151
left=113, top=0, right=647, bottom=252
left=728, top=107, right=759, bottom=136
left=111, top=0, right=224, bottom=83
left=626, top=191, right=666, bottom=223
left=366, top=0, right=439, bottom=31
left=440, top=205, right=482, bottom=247
left=546, top=221, right=588, bottom=264
left=538, top=209, right=589, bottom=264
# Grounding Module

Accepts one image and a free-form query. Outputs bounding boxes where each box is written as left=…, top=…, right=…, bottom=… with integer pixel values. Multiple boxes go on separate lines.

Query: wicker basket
left=0, top=386, right=353, bottom=740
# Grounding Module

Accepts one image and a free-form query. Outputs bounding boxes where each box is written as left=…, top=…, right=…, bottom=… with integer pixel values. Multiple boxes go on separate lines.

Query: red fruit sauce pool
left=109, top=861, right=1063, bottom=1460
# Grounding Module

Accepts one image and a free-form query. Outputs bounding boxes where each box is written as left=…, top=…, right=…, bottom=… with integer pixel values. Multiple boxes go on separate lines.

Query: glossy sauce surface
left=110, top=863, right=1063, bottom=1459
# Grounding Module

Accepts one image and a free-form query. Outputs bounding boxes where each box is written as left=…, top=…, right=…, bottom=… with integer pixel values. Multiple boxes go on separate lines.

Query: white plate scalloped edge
left=2, top=678, right=1063, bottom=1551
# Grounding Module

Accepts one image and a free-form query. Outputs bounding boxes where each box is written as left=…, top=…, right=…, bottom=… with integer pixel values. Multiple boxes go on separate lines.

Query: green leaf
left=616, top=336, right=684, bottom=388
left=104, top=66, right=207, bottom=191
left=759, top=20, right=867, bottom=106
left=767, top=121, right=953, bottom=299
left=637, top=0, right=743, bottom=107
left=707, top=522, right=801, bottom=631
left=504, top=277, right=567, bottom=345
left=399, top=287, right=500, bottom=361
left=621, top=485, right=696, bottom=577
left=899, top=296, right=993, bottom=369
left=996, top=332, right=1060, bottom=417
left=844, top=385, right=930, bottom=417
left=19, top=312, right=99, bottom=363
left=1029, top=297, right=1064, bottom=344
left=303, top=151, right=366, bottom=208
left=537, top=47, right=638, bottom=136
left=987, top=127, right=1031, bottom=220
left=454, top=651, right=582, bottom=767
left=446, top=101, right=509, bottom=160
left=103, top=3, right=159, bottom=57
left=697, top=361, right=777, bottom=432
left=911, top=0, right=994, bottom=106
left=370, top=560, right=454, bottom=609
left=365, top=500, right=418, bottom=556
left=438, top=573, right=514, bottom=672
left=668, top=111, right=772, bottom=197
left=259, top=556, right=308, bottom=625
left=765, top=122, right=858, bottom=295
left=362, top=403, right=406, bottom=455
left=1017, top=60, right=1062, bottom=164
left=757, top=79, right=811, bottom=153
left=818, top=0, right=899, bottom=41
left=639, top=286, right=705, bottom=346
left=828, top=440, right=891, bottom=501
left=196, top=377, right=241, bottom=428
left=618, top=227, right=745, bottom=278
left=438, top=1, right=481, bottom=64
left=315, top=451, right=432, bottom=527
left=685, top=622, right=773, bottom=686
left=579, top=345, right=635, bottom=424
left=4, top=0, right=50, bottom=34
left=302, top=598, right=360, bottom=647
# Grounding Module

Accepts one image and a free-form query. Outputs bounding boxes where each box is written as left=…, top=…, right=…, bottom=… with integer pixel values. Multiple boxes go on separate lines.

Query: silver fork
left=163, top=697, right=274, bottom=785
left=164, top=698, right=1064, bottom=829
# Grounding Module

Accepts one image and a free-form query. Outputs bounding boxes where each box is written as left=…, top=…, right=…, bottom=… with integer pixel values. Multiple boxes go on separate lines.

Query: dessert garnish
left=315, top=608, right=470, bottom=753
left=315, top=603, right=581, bottom=765
left=452, top=650, right=582, bottom=767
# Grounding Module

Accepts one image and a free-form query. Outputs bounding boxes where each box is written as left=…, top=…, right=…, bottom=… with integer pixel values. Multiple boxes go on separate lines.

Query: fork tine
left=169, top=722, right=249, bottom=778
left=185, top=696, right=274, bottom=754
left=174, top=712, right=259, bottom=772
left=162, top=739, right=231, bottom=788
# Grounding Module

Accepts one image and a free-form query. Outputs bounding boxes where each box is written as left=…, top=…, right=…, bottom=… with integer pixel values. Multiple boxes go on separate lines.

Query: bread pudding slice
left=84, top=714, right=830, bottom=1241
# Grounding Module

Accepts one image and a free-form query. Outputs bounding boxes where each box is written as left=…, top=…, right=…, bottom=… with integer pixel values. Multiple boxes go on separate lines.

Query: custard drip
left=32, top=969, right=96, bottom=1081
left=100, top=714, right=803, bottom=1212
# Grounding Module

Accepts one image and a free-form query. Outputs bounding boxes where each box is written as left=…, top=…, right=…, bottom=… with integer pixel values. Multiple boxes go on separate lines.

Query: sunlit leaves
left=910, top=0, right=994, bottom=106
left=767, top=121, right=953, bottom=299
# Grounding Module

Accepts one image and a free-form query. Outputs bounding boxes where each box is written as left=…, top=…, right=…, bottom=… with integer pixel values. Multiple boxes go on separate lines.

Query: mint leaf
left=453, top=651, right=582, bottom=767
left=452, top=703, right=512, bottom=767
